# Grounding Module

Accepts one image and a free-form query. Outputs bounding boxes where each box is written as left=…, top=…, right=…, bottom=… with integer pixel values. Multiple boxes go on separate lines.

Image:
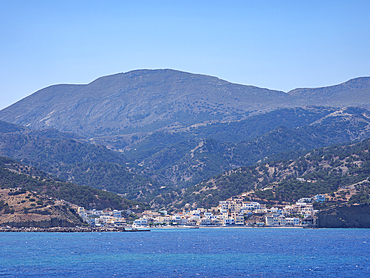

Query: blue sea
left=0, top=228, right=369, bottom=277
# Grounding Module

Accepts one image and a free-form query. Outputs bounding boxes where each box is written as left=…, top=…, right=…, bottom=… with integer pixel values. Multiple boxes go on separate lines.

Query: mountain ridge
left=0, top=69, right=289, bottom=136
left=287, top=77, right=370, bottom=106
left=2, top=69, right=369, bottom=138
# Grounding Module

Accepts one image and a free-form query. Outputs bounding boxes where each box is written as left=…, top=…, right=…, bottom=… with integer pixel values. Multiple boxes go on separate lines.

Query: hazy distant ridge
left=288, top=77, right=370, bottom=106
left=1, top=69, right=368, bottom=137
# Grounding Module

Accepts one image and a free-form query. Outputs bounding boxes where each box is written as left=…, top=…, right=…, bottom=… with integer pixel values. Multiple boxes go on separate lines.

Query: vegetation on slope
left=163, top=138, right=370, bottom=209
left=134, top=107, right=370, bottom=190
left=0, top=157, right=149, bottom=211
left=0, top=121, right=160, bottom=202
left=1, top=106, right=370, bottom=207
left=0, top=188, right=85, bottom=227
left=0, top=69, right=293, bottom=136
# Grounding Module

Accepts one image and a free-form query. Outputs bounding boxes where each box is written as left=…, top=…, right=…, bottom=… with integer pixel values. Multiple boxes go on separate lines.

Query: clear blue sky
left=1, top=0, right=370, bottom=110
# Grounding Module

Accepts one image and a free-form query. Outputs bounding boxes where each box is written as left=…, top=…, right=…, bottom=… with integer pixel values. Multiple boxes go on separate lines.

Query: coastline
left=0, top=225, right=309, bottom=232
left=147, top=225, right=305, bottom=229
left=0, top=226, right=150, bottom=233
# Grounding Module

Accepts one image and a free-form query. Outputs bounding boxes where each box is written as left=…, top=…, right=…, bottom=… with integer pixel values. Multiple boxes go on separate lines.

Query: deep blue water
left=0, top=228, right=369, bottom=277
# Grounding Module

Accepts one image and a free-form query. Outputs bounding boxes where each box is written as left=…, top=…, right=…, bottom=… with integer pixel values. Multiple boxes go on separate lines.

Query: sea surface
left=0, top=228, right=369, bottom=277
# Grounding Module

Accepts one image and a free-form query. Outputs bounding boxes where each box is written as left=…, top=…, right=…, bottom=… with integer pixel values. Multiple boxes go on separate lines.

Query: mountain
left=1, top=70, right=370, bottom=209
left=1, top=70, right=369, bottom=138
left=0, top=69, right=290, bottom=137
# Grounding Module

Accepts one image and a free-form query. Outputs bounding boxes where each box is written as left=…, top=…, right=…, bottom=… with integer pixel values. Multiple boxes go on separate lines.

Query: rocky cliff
left=0, top=188, right=84, bottom=228
left=317, top=204, right=370, bottom=228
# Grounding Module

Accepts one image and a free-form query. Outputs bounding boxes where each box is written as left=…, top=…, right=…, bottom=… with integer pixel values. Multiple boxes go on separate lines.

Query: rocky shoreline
left=0, top=226, right=150, bottom=233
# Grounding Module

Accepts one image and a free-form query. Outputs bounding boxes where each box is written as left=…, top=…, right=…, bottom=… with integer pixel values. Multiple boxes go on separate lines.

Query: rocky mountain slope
left=1, top=105, right=370, bottom=208
left=0, top=188, right=84, bottom=228
left=161, top=138, right=370, bottom=210
left=317, top=204, right=370, bottom=228
left=132, top=107, right=370, bottom=190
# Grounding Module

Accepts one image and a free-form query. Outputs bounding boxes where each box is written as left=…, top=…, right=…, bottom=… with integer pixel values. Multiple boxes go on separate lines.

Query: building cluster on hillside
left=77, top=208, right=127, bottom=227
left=76, top=194, right=326, bottom=228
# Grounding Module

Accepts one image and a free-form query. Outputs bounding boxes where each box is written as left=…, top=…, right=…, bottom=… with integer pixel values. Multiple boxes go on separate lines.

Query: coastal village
left=77, top=193, right=326, bottom=228
left=0, top=185, right=329, bottom=230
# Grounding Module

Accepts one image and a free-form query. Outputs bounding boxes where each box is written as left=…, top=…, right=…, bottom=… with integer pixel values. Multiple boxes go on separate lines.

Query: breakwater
left=0, top=226, right=150, bottom=232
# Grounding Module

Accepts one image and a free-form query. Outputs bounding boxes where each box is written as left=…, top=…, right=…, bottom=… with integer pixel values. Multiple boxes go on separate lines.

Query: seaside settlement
left=77, top=194, right=326, bottom=228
